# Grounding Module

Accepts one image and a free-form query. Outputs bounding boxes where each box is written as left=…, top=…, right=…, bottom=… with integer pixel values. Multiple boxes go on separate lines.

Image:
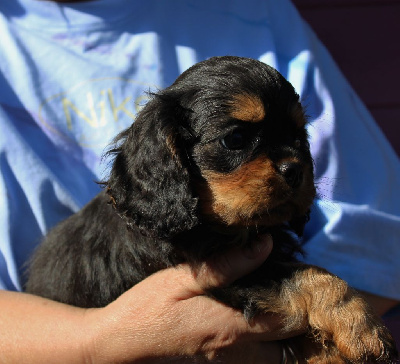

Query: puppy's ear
left=106, top=93, right=199, bottom=239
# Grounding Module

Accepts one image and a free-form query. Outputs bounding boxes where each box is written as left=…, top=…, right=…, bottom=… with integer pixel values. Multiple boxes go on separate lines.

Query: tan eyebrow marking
left=230, top=94, right=265, bottom=123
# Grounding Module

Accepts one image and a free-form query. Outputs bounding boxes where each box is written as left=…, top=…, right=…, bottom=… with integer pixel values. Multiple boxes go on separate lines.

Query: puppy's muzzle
left=278, top=161, right=304, bottom=189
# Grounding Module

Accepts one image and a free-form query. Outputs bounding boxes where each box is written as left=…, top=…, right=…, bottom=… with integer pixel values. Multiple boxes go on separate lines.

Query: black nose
left=278, top=162, right=304, bottom=188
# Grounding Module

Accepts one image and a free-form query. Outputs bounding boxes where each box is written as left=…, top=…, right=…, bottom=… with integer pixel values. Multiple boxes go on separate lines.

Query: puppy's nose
left=278, top=162, right=303, bottom=188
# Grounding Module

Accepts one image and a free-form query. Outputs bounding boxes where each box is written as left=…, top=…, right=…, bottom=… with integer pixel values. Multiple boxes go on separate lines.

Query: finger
left=180, top=234, right=273, bottom=295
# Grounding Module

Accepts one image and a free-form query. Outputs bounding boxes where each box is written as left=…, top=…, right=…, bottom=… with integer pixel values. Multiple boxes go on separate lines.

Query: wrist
left=83, top=307, right=120, bottom=364
left=83, top=302, right=147, bottom=364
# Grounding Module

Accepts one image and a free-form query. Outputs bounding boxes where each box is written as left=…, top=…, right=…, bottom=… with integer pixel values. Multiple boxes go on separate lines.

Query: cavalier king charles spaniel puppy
left=26, top=56, right=397, bottom=363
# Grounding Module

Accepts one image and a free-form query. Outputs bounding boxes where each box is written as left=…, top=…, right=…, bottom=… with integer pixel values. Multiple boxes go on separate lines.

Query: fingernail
left=243, top=234, right=273, bottom=259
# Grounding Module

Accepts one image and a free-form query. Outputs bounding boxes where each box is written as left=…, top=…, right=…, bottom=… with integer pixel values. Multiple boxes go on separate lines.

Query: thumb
left=189, top=234, right=273, bottom=294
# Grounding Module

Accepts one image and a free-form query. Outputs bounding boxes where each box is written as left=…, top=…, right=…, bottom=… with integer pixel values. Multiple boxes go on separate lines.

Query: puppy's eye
left=294, top=139, right=301, bottom=148
left=220, top=130, right=246, bottom=150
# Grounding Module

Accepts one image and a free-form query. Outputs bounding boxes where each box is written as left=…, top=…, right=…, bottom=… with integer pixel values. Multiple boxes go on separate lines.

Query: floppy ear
left=106, top=93, right=199, bottom=239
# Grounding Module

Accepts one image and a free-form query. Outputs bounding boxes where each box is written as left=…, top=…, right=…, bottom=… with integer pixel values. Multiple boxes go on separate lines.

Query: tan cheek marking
left=199, top=156, right=287, bottom=225
left=230, top=94, right=265, bottom=122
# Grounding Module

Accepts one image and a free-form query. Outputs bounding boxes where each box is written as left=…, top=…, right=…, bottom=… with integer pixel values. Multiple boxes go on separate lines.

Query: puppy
left=26, top=56, right=397, bottom=363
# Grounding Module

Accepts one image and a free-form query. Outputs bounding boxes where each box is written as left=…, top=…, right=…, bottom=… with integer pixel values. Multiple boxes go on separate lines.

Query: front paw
left=322, top=298, right=398, bottom=363
left=256, top=266, right=398, bottom=363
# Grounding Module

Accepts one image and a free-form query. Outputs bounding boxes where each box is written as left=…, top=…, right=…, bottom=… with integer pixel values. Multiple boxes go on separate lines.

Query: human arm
left=0, top=290, right=89, bottom=363
left=0, top=235, right=292, bottom=364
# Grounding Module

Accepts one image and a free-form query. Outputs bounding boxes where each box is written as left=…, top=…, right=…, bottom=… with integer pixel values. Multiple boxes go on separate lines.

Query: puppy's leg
left=255, top=265, right=398, bottom=363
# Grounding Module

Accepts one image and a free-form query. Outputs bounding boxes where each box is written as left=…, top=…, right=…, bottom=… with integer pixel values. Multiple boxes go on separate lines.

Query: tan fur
left=198, top=156, right=315, bottom=227
left=199, top=156, right=289, bottom=225
left=230, top=94, right=265, bottom=122
left=166, top=134, right=179, bottom=161
left=255, top=266, right=394, bottom=363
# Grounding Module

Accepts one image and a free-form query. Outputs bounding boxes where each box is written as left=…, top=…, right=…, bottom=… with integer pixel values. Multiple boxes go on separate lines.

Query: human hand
left=85, top=234, right=293, bottom=363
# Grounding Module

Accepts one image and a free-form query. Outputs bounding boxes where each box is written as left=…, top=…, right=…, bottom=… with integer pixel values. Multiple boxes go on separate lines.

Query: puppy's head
left=107, top=56, right=315, bottom=240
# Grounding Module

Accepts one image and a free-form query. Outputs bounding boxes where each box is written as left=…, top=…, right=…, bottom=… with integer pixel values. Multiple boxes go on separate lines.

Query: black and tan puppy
left=26, top=56, right=397, bottom=363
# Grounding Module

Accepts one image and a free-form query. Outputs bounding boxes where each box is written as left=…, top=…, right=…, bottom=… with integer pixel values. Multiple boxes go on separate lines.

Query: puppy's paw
left=256, top=266, right=398, bottom=363
left=327, top=302, right=398, bottom=363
